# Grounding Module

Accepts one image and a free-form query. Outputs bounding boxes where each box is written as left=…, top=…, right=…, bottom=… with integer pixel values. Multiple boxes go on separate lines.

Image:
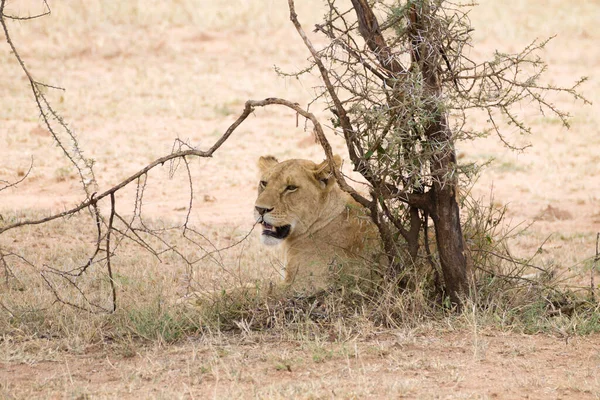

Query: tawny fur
left=255, top=155, right=380, bottom=293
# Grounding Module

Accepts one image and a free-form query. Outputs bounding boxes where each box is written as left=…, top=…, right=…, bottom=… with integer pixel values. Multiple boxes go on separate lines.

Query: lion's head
left=254, top=155, right=344, bottom=246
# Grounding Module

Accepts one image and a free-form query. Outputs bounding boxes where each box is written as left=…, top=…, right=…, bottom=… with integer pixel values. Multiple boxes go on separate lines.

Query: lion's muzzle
left=255, top=210, right=292, bottom=245
left=261, top=222, right=291, bottom=241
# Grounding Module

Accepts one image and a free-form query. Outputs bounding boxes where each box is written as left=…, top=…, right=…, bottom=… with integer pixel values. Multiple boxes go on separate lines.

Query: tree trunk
left=411, top=2, right=468, bottom=307
left=430, top=188, right=468, bottom=307
left=428, top=129, right=468, bottom=306
left=350, top=0, right=469, bottom=306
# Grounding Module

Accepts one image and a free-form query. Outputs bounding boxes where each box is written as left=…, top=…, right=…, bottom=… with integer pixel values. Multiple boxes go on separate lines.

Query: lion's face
left=254, top=155, right=341, bottom=246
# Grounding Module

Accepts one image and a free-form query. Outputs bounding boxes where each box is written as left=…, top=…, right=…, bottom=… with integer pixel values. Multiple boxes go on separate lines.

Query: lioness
left=255, top=155, right=380, bottom=294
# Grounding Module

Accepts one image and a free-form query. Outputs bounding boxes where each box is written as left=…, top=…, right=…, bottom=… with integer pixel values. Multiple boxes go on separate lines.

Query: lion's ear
left=315, top=155, right=342, bottom=188
left=258, top=156, right=279, bottom=173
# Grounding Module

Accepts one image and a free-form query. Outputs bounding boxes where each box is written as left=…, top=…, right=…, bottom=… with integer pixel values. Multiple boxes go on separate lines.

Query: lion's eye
left=285, top=185, right=298, bottom=192
left=259, top=181, right=267, bottom=189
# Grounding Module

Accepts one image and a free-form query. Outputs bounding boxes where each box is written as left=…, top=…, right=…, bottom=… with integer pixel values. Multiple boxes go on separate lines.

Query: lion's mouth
left=261, top=223, right=291, bottom=240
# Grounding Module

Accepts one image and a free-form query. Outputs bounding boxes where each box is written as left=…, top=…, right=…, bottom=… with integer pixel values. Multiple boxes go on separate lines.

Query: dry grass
left=1, top=0, right=600, bottom=398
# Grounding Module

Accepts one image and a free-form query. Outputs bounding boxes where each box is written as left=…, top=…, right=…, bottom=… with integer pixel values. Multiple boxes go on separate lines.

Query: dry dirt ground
left=1, top=0, right=600, bottom=398
left=3, top=333, right=600, bottom=399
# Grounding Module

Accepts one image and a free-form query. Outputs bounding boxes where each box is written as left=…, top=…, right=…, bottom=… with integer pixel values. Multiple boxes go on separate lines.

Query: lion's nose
left=255, top=206, right=273, bottom=216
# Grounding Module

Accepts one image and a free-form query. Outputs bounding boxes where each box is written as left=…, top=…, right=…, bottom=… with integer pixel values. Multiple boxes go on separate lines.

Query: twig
left=593, top=233, right=599, bottom=302
left=80, top=197, right=103, bottom=275
left=287, top=0, right=367, bottom=187
left=106, top=193, right=117, bottom=312
left=1, top=0, right=97, bottom=196
left=0, top=158, right=33, bottom=192
left=2, top=0, right=50, bottom=20
left=0, top=250, right=15, bottom=286
left=182, top=156, right=194, bottom=231
left=41, top=268, right=111, bottom=313
left=247, top=97, right=370, bottom=207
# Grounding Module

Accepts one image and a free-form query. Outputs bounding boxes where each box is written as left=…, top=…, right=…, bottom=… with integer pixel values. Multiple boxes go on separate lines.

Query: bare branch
left=287, top=0, right=364, bottom=177
left=1, top=0, right=50, bottom=20
left=0, top=100, right=256, bottom=235
left=106, top=193, right=117, bottom=312
left=1, top=0, right=96, bottom=196
left=247, top=97, right=371, bottom=207
left=0, top=158, right=33, bottom=193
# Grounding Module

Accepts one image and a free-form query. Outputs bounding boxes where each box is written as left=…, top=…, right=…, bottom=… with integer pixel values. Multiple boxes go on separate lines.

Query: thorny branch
left=1, top=0, right=97, bottom=197
left=0, top=93, right=363, bottom=311
left=0, top=158, right=33, bottom=193
left=2, top=0, right=49, bottom=20
left=283, top=0, right=588, bottom=303
left=287, top=0, right=429, bottom=210
left=106, top=193, right=117, bottom=312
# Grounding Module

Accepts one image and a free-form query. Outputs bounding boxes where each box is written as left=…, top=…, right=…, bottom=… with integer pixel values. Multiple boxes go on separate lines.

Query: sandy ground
left=1, top=0, right=600, bottom=398
left=3, top=333, right=600, bottom=399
